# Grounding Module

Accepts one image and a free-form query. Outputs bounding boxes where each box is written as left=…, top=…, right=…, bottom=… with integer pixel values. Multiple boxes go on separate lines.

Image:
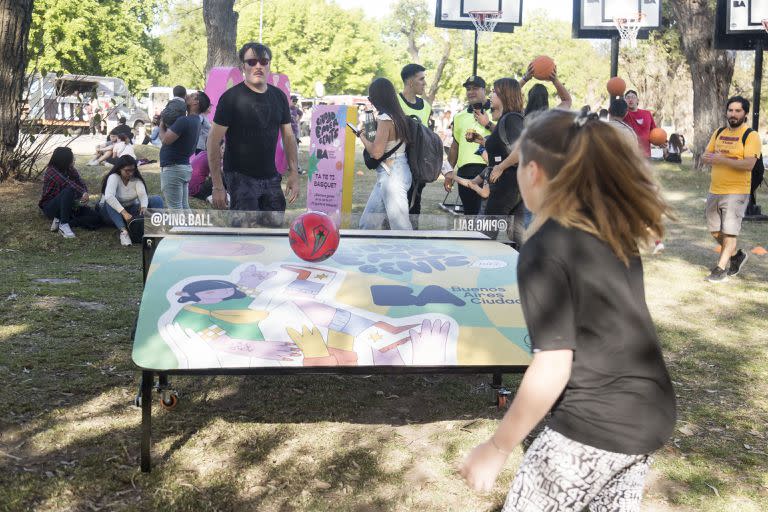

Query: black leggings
left=457, top=164, right=486, bottom=216
left=484, top=169, right=525, bottom=247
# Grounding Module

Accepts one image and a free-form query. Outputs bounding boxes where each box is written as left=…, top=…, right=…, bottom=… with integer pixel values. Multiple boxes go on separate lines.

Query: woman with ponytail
left=460, top=109, right=676, bottom=511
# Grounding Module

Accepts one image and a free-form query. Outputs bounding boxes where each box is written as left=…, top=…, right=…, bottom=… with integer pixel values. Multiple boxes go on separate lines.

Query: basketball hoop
left=468, top=11, right=503, bottom=43
left=613, top=13, right=646, bottom=49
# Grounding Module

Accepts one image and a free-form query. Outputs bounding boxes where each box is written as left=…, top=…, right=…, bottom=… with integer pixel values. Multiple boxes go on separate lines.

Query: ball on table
left=606, top=76, right=627, bottom=97
left=531, top=55, right=556, bottom=80
left=289, top=211, right=340, bottom=262
left=649, top=128, right=668, bottom=146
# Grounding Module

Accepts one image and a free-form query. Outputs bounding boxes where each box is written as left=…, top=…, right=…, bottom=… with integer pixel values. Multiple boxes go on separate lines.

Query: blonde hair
left=519, top=109, right=670, bottom=265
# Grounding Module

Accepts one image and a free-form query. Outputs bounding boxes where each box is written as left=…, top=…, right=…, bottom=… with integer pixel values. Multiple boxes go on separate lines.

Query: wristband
left=490, top=436, right=512, bottom=455
left=213, top=187, right=225, bottom=191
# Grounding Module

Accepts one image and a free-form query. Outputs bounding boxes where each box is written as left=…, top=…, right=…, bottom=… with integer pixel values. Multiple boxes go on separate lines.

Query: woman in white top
left=98, top=155, right=163, bottom=246
left=357, top=77, right=413, bottom=230
left=96, top=133, right=136, bottom=166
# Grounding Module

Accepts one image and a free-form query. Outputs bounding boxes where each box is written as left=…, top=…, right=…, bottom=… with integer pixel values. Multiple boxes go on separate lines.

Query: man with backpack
left=398, top=64, right=433, bottom=225
left=702, top=96, right=760, bottom=282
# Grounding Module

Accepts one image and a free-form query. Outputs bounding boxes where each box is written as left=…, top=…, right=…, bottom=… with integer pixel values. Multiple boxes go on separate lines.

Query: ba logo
left=732, top=0, right=746, bottom=7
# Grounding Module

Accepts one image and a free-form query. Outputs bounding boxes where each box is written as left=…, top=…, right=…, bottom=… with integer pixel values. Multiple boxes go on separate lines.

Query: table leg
left=141, top=370, right=153, bottom=473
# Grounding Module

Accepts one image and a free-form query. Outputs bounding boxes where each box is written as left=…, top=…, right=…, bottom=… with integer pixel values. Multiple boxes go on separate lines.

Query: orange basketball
left=606, top=76, right=626, bottom=97
left=531, top=55, right=556, bottom=80
left=649, top=128, right=668, bottom=146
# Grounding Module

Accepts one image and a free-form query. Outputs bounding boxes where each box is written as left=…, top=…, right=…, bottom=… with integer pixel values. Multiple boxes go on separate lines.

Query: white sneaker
left=50, top=218, right=60, bottom=232
left=58, top=223, right=75, bottom=238
left=119, top=230, right=132, bottom=246
left=87, top=159, right=98, bottom=166
left=652, top=242, right=665, bottom=255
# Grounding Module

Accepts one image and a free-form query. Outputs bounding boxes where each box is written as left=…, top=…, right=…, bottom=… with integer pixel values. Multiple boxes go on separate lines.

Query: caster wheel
left=160, top=392, right=178, bottom=410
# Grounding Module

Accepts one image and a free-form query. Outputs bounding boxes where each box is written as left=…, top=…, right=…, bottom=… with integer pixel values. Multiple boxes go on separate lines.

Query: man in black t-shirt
left=207, top=43, right=299, bottom=226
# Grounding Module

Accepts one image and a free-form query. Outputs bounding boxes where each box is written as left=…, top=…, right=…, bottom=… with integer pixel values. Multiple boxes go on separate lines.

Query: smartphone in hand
left=346, top=122, right=360, bottom=137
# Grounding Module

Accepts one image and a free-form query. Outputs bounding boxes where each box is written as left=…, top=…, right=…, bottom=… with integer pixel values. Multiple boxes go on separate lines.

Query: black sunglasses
left=244, top=57, right=270, bottom=67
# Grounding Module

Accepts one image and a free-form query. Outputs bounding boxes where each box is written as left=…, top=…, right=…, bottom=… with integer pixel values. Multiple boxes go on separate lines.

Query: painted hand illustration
left=208, top=336, right=302, bottom=360
left=287, top=326, right=329, bottom=358
left=238, top=265, right=275, bottom=290
left=408, top=319, right=451, bottom=365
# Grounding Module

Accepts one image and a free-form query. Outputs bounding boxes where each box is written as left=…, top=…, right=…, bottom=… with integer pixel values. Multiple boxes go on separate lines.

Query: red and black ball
left=289, top=211, right=340, bottom=262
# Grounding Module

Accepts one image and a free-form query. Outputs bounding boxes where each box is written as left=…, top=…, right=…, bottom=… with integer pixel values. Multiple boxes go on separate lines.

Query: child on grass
left=459, top=109, right=677, bottom=511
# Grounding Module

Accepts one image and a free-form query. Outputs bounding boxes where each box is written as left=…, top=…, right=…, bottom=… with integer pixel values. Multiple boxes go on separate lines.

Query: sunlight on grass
left=0, top=324, right=29, bottom=341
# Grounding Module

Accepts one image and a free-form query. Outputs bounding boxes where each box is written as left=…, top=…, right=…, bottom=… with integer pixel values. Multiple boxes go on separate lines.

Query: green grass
left=0, top=151, right=767, bottom=511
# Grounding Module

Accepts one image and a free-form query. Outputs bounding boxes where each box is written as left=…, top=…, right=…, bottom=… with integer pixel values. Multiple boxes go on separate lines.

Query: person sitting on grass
left=95, top=133, right=136, bottom=167
left=88, top=134, right=117, bottom=165
left=97, top=155, right=163, bottom=246
left=39, top=147, right=90, bottom=239
left=663, top=133, right=687, bottom=163
left=459, top=110, right=676, bottom=510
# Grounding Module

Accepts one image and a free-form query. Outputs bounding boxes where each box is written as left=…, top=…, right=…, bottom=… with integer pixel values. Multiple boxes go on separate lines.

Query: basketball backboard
left=435, top=0, right=523, bottom=33
left=715, top=0, right=768, bottom=49
left=726, top=0, right=768, bottom=33
left=573, top=0, right=662, bottom=39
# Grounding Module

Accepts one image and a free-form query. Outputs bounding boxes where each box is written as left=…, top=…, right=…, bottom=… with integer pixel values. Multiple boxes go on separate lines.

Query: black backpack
left=405, top=116, right=444, bottom=183
left=128, top=217, right=144, bottom=244
left=714, top=126, right=765, bottom=209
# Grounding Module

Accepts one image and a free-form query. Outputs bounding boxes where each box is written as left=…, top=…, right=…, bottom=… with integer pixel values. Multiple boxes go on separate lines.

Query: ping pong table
left=132, top=225, right=531, bottom=472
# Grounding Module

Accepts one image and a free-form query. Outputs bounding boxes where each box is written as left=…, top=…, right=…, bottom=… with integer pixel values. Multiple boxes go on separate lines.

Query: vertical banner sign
left=204, top=67, right=292, bottom=174
left=307, top=105, right=357, bottom=225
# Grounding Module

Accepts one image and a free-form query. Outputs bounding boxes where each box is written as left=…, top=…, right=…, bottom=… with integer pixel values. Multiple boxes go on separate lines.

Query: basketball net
left=468, top=11, right=502, bottom=44
left=614, top=13, right=646, bottom=48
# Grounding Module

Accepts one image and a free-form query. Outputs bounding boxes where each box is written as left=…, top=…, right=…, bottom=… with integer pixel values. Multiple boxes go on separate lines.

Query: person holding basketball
left=459, top=109, right=676, bottom=511
left=624, top=90, right=658, bottom=157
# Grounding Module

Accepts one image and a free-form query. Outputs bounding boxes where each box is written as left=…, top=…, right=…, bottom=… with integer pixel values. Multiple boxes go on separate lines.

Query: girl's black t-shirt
left=484, top=111, right=524, bottom=167
left=517, top=219, right=677, bottom=455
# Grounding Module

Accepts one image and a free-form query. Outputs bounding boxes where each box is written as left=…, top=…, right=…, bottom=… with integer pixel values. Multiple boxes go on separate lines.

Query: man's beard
left=728, top=116, right=746, bottom=127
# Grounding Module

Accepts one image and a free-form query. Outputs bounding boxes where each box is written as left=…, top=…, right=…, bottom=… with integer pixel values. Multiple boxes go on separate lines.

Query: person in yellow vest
left=398, top=64, right=433, bottom=225
left=444, top=76, right=493, bottom=216
left=702, top=95, right=758, bottom=282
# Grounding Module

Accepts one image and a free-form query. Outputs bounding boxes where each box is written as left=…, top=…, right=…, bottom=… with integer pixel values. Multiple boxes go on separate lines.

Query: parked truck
left=23, top=73, right=151, bottom=139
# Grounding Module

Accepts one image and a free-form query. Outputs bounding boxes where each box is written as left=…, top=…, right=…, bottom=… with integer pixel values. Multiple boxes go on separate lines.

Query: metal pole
left=473, top=30, right=479, bottom=76
left=753, top=39, right=763, bottom=130
left=140, top=370, right=153, bottom=473
left=610, top=35, right=620, bottom=78
left=259, top=0, right=263, bottom=43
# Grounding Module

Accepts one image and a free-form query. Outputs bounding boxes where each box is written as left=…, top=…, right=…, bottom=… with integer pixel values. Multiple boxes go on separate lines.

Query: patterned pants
left=503, top=427, right=651, bottom=512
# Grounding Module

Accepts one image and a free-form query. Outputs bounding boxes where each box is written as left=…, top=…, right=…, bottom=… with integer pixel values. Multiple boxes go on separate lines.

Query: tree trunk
left=669, top=0, right=735, bottom=169
left=427, top=39, right=451, bottom=105
left=0, top=0, right=34, bottom=182
left=203, top=0, right=239, bottom=74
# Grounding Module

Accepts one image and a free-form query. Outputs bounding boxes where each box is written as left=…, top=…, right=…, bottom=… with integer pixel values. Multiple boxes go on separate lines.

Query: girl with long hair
left=460, top=110, right=676, bottom=511
left=98, top=155, right=163, bottom=246
left=663, top=133, right=687, bottom=163
left=38, top=147, right=90, bottom=238
left=462, top=78, right=526, bottom=245
left=357, top=77, right=413, bottom=230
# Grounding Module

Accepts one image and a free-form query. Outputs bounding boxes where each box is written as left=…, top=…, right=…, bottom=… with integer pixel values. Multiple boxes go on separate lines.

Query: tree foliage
left=160, top=1, right=208, bottom=89
left=237, top=0, right=393, bottom=96
left=27, top=0, right=168, bottom=94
